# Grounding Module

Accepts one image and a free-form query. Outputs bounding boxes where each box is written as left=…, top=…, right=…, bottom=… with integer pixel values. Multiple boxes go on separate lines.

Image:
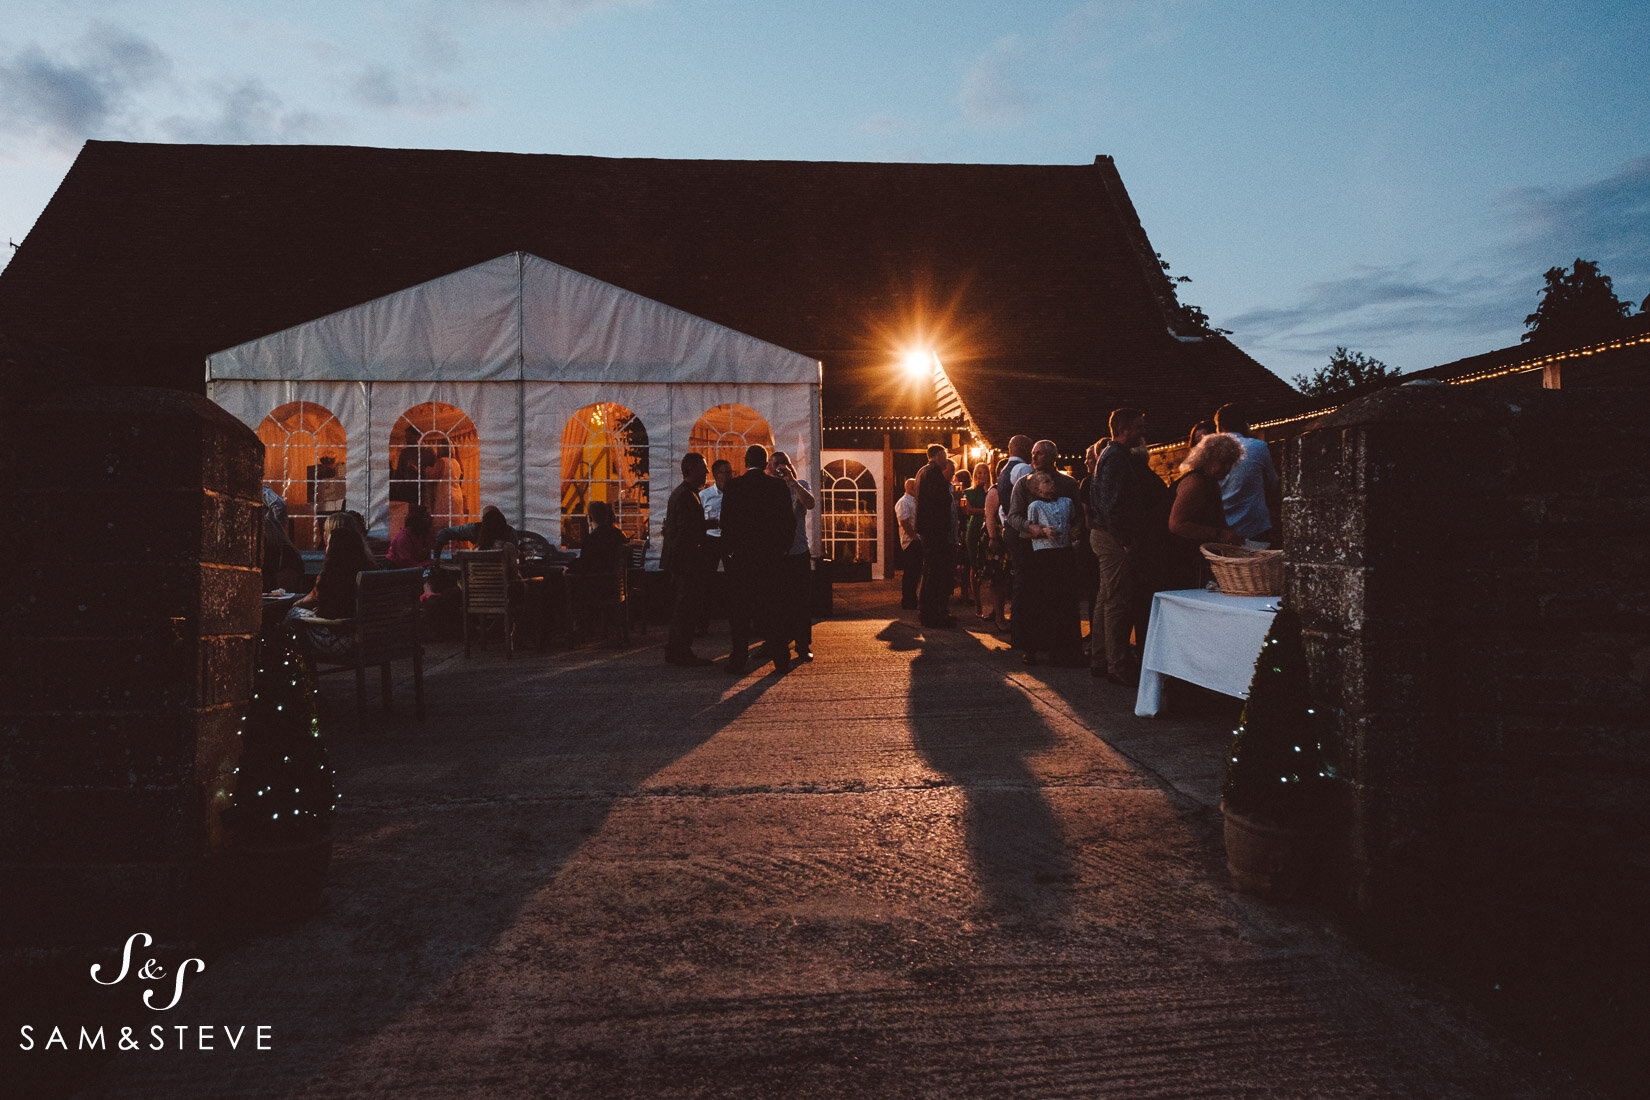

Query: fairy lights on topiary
left=1222, top=605, right=1338, bottom=827
left=223, top=628, right=335, bottom=845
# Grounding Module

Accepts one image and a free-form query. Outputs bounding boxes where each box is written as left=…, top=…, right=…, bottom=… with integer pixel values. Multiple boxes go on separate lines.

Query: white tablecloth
left=1134, top=589, right=1278, bottom=717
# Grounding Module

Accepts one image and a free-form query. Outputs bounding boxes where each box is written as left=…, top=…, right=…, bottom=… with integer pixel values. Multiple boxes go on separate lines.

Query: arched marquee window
left=561, top=402, right=649, bottom=547
left=388, top=402, right=480, bottom=532
left=689, top=403, right=773, bottom=475
left=258, top=401, right=346, bottom=552
left=821, top=459, right=878, bottom=565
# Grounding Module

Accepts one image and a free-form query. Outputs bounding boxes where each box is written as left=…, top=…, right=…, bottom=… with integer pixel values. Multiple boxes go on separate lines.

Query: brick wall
left=1285, top=384, right=1649, bottom=921
left=1, top=387, right=263, bottom=956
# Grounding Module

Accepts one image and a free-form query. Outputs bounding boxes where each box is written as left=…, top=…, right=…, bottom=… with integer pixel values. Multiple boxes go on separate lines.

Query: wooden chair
left=300, top=567, right=426, bottom=729
left=565, top=558, right=630, bottom=645
left=458, top=549, right=513, bottom=658
left=625, top=541, right=650, bottom=636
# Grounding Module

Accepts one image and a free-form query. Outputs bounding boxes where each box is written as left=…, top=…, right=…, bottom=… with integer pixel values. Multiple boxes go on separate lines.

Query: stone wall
left=1285, top=384, right=1649, bottom=922
left=0, top=386, right=263, bottom=957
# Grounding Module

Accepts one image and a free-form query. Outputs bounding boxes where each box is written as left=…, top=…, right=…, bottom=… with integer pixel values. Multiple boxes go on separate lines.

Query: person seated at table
left=432, top=505, right=517, bottom=557
left=287, top=511, right=377, bottom=657
left=1158, top=432, right=1245, bottom=591
left=388, top=504, right=434, bottom=569
left=568, top=500, right=629, bottom=639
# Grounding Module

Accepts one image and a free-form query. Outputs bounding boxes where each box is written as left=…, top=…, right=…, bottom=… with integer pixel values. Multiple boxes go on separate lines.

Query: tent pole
left=516, top=251, right=528, bottom=531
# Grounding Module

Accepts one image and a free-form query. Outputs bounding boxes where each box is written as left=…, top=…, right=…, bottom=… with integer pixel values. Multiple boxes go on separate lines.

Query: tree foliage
left=1157, top=254, right=1232, bottom=337
left=1522, top=258, right=1632, bottom=346
left=1291, top=346, right=1403, bottom=399
left=1222, top=606, right=1338, bottom=827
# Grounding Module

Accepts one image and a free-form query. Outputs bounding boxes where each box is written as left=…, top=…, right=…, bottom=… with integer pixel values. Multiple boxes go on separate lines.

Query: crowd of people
left=899, top=404, right=1278, bottom=685
left=661, top=444, right=816, bottom=672
left=262, top=406, right=1275, bottom=684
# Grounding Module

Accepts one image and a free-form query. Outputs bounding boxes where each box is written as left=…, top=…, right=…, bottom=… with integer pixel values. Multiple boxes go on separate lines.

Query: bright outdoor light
left=902, top=349, right=932, bottom=379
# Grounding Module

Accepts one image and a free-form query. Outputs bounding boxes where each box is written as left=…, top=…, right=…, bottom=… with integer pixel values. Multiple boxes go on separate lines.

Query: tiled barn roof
left=0, top=141, right=1297, bottom=450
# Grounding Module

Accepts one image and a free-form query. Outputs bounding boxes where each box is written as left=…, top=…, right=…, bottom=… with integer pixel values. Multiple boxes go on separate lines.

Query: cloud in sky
left=470, top=0, right=653, bottom=24
left=156, top=78, right=330, bottom=144
left=1225, top=262, right=1524, bottom=371
left=351, top=65, right=475, bottom=117
left=1499, top=156, right=1650, bottom=298
left=1224, top=155, right=1650, bottom=374
left=0, top=23, right=170, bottom=149
left=0, top=12, right=485, bottom=150
left=960, top=36, right=1035, bottom=129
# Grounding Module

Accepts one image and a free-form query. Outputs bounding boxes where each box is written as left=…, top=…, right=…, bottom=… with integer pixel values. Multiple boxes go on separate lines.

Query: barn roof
left=0, top=141, right=1296, bottom=450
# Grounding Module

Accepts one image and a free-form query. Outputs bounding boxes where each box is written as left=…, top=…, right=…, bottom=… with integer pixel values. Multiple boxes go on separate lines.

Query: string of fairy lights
left=1229, top=630, right=1334, bottom=786
left=1247, top=330, right=1650, bottom=437
left=228, top=637, right=337, bottom=836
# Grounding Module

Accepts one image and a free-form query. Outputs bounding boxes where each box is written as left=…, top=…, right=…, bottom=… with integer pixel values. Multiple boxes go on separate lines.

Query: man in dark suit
left=661, top=451, right=712, bottom=666
left=914, top=443, right=958, bottom=628
left=719, top=443, right=796, bottom=673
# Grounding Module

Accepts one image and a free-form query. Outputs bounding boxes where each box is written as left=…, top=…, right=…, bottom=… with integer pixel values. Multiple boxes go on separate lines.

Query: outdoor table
left=519, top=565, right=569, bottom=647
left=260, top=591, right=300, bottom=633
left=1134, top=588, right=1278, bottom=717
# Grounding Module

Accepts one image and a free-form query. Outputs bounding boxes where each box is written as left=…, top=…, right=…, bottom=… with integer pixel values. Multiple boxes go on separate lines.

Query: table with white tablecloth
left=1134, top=588, right=1279, bottom=717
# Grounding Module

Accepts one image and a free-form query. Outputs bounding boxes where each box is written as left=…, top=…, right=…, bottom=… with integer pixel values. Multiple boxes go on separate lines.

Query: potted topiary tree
left=1220, top=605, right=1339, bottom=899
left=217, top=625, right=336, bottom=926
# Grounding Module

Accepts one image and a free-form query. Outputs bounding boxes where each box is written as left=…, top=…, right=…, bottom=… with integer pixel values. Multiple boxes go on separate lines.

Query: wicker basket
left=1200, top=543, right=1284, bottom=597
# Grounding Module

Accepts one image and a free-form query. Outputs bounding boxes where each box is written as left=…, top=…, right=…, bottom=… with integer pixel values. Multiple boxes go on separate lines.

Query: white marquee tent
left=208, top=252, right=823, bottom=563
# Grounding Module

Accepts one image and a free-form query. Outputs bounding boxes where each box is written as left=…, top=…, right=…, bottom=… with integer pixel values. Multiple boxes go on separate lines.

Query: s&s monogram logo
left=90, top=932, right=206, bottom=1011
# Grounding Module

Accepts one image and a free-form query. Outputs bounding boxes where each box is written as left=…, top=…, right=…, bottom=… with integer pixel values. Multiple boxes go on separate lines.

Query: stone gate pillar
left=1284, top=385, right=1516, bottom=918
left=1286, top=382, right=1648, bottom=924
left=1, top=386, right=263, bottom=956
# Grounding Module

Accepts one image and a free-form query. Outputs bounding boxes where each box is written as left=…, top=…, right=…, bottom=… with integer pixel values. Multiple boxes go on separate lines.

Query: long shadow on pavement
left=880, top=619, right=1076, bottom=924
left=85, top=643, right=791, bottom=1098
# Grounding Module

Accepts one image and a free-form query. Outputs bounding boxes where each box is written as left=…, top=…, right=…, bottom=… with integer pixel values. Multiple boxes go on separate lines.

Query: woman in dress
left=425, top=441, right=464, bottom=528
left=287, top=512, right=376, bottom=657
left=1159, top=432, right=1245, bottom=591
left=978, top=457, right=1012, bottom=630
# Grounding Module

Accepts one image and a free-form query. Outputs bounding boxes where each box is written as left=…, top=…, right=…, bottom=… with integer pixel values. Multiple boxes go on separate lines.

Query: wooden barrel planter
left=1221, top=800, right=1328, bottom=901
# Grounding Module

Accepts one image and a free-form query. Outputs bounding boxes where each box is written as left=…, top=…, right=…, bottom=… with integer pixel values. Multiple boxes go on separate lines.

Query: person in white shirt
left=1214, top=405, right=1279, bottom=546
left=894, top=478, right=921, bottom=611
left=695, top=458, right=733, bottom=633
left=699, top=459, right=731, bottom=542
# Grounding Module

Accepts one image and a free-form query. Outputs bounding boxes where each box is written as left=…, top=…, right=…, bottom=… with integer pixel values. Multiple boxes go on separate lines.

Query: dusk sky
left=2, top=0, right=1646, bottom=386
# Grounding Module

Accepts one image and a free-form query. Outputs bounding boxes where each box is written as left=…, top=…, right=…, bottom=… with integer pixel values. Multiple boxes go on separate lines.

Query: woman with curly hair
left=1158, top=432, right=1245, bottom=590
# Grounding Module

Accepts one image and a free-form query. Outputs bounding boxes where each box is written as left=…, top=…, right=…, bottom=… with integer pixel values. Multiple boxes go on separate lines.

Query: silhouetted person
left=915, top=444, right=957, bottom=628
left=995, top=434, right=1034, bottom=646
left=1088, top=407, right=1156, bottom=685
left=895, top=477, right=921, bottom=610
left=1007, top=439, right=1084, bottom=663
left=662, top=452, right=713, bottom=666
left=768, top=449, right=817, bottom=661
left=719, top=444, right=794, bottom=673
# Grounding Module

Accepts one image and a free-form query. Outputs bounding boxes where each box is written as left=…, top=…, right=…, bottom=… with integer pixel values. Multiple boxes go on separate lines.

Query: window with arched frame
left=689, top=403, right=774, bottom=475
left=258, top=401, right=347, bottom=552
left=561, top=402, right=649, bottom=548
left=821, top=459, right=879, bottom=566
left=387, top=402, right=480, bottom=533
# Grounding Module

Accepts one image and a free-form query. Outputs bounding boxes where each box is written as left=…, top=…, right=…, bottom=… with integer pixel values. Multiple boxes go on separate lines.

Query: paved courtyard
left=83, top=582, right=1587, bottom=1097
